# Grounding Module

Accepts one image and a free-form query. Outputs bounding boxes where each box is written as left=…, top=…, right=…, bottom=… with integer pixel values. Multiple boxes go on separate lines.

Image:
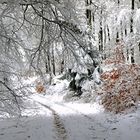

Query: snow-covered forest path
left=1, top=93, right=140, bottom=140
left=28, top=94, right=140, bottom=140
left=0, top=93, right=104, bottom=140
left=31, top=94, right=105, bottom=140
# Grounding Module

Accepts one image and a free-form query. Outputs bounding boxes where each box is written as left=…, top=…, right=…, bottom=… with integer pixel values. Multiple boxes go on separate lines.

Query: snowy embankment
left=0, top=77, right=140, bottom=140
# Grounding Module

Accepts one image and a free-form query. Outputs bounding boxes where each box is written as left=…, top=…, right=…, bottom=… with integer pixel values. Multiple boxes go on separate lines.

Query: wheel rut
left=38, top=102, right=67, bottom=140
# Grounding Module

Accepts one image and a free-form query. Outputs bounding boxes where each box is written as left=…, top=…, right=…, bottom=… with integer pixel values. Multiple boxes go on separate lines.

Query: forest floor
left=0, top=77, right=140, bottom=140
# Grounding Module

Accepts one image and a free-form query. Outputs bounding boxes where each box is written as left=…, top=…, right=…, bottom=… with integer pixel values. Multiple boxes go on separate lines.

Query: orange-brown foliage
left=101, top=69, right=120, bottom=81
left=35, top=82, right=46, bottom=93
left=99, top=43, right=140, bottom=113
left=101, top=64, right=140, bottom=113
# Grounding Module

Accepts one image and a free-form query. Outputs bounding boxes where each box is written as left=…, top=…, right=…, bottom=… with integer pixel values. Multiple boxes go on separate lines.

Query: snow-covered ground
left=0, top=77, right=140, bottom=140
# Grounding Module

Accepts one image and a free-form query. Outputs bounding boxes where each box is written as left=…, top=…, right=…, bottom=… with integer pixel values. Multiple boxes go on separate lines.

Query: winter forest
left=0, top=0, right=140, bottom=140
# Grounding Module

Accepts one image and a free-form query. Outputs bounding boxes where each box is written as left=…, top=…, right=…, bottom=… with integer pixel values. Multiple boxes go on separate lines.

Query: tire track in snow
left=52, top=102, right=108, bottom=130
left=31, top=95, right=108, bottom=139
left=37, top=102, right=67, bottom=140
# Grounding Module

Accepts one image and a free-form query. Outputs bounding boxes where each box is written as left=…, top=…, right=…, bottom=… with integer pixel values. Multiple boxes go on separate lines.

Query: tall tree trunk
left=116, top=1, right=120, bottom=43
left=130, top=0, right=135, bottom=33
left=130, top=0, right=135, bottom=63
left=51, top=46, right=56, bottom=75
left=99, top=10, right=103, bottom=51
left=47, top=50, right=51, bottom=73
left=86, top=0, right=92, bottom=27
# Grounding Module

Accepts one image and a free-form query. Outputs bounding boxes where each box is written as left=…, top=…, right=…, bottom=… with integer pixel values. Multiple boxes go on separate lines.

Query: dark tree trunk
left=125, top=28, right=127, bottom=36
left=107, top=25, right=110, bottom=41
left=86, top=0, right=92, bottom=26
left=47, top=53, right=51, bottom=73
left=99, top=10, right=103, bottom=51
left=51, top=47, right=55, bottom=75
left=116, top=32, right=119, bottom=43
left=60, top=60, right=64, bottom=74
left=130, top=0, right=135, bottom=63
